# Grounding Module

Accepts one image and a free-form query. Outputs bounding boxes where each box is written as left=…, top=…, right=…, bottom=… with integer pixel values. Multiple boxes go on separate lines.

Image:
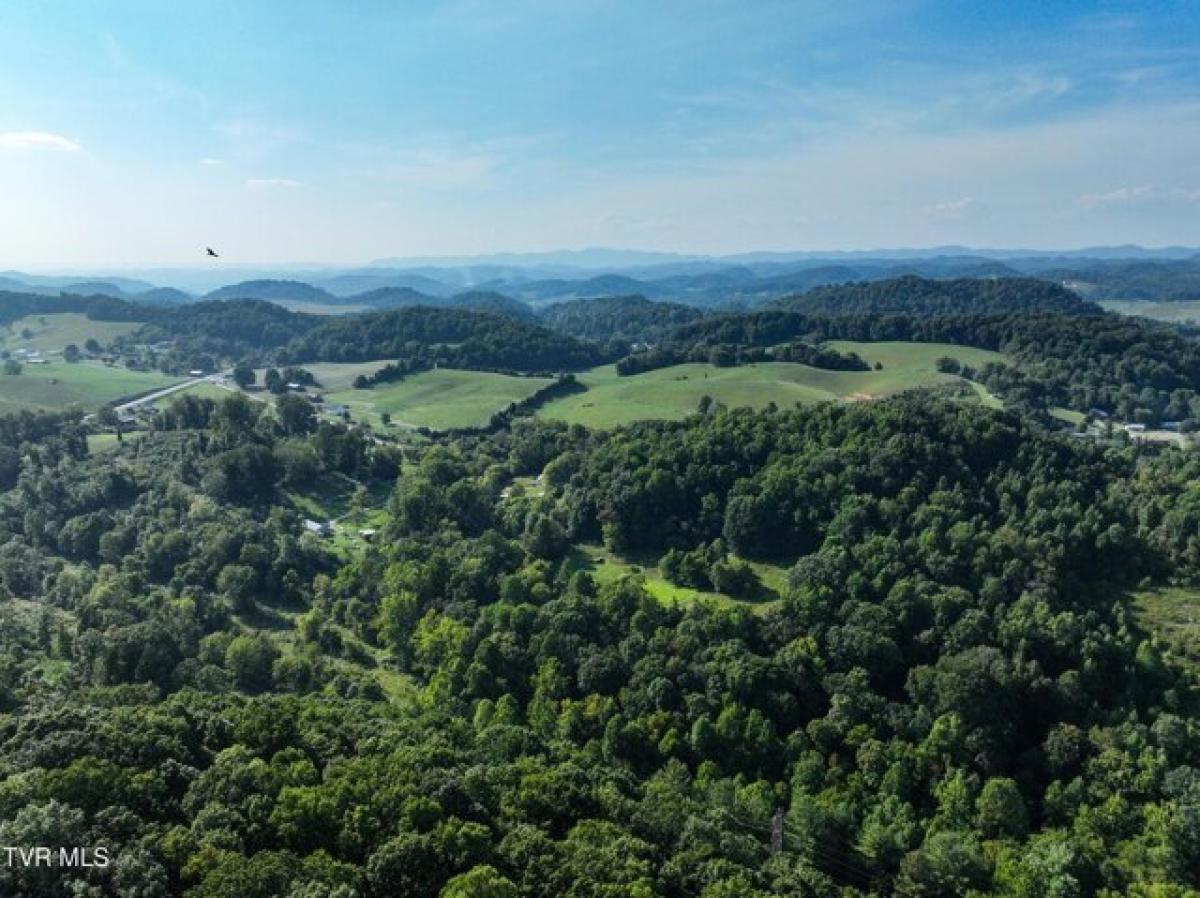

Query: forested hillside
left=204, top=279, right=338, bottom=304
left=539, top=295, right=707, bottom=341
left=772, top=275, right=1098, bottom=316
left=1, top=395, right=1200, bottom=896
left=276, top=306, right=612, bottom=372
left=348, top=288, right=536, bottom=321
left=129, top=299, right=323, bottom=367
left=0, top=291, right=154, bottom=326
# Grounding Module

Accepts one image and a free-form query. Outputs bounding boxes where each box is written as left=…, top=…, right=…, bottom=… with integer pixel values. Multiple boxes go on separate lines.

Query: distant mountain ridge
left=7, top=245, right=1200, bottom=308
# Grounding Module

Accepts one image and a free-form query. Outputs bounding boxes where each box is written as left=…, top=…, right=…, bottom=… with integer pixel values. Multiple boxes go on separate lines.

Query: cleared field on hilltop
left=1134, top=587, right=1200, bottom=669
left=569, top=544, right=788, bottom=610
left=251, top=360, right=400, bottom=393
left=825, top=340, right=1006, bottom=371
left=0, top=361, right=179, bottom=413
left=324, top=367, right=553, bottom=430
left=2, top=314, right=142, bottom=353
left=537, top=341, right=1005, bottom=428
left=1100, top=299, right=1200, bottom=324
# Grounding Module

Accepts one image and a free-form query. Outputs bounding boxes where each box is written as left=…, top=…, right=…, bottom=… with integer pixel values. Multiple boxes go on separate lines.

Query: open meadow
left=323, top=366, right=553, bottom=430
left=1, top=313, right=142, bottom=353
left=0, top=361, right=180, bottom=413
left=536, top=341, right=1005, bottom=428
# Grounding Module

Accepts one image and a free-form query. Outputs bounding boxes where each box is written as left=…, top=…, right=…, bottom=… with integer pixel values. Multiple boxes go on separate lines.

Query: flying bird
left=205, top=247, right=219, bottom=258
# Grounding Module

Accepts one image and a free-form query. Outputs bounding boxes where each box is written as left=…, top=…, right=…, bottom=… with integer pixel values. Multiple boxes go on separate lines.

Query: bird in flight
left=206, top=247, right=219, bottom=258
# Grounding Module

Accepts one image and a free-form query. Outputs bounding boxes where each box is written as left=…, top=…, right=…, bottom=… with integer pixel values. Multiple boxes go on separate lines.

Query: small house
left=303, top=519, right=332, bottom=537
left=1124, top=423, right=1146, bottom=434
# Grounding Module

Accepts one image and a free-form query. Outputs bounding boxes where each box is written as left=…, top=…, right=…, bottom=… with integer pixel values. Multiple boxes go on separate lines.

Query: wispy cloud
left=1075, top=184, right=1200, bottom=209
left=199, top=157, right=224, bottom=166
left=0, top=131, right=81, bottom=152
left=928, top=197, right=987, bottom=220
left=246, top=177, right=302, bottom=189
left=1077, top=184, right=1155, bottom=208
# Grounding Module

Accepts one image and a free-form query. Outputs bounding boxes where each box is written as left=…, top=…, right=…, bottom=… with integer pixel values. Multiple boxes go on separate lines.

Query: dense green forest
left=275, top=306, right=613, bottom=373
left=9, top=275, right=1200, bottom=896
left=771, top=276, right=1099, bottom=317
left=539, top=295, right=708, bottom=342
left=129, top=300, right=324, bottom=368
left=2, top=389, right=1200, bottom=896
left=0, top=291, right=154, bottom=327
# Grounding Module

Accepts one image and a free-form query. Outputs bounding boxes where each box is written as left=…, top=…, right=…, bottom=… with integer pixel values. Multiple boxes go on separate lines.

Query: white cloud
left=199, top=157, right=224, bottom=166
left=246, top=177, right=302, bottom=189
left=1077, top=184, right=1155, bottom=208
left=0, top=131, right=81, bottom=152
left=928, top=197, right=986, bottom=220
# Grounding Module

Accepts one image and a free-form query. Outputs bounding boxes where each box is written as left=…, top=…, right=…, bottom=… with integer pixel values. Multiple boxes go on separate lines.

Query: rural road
left=113, top=378, right=203, bottom=413
left=113, top=369, right=233, bottom=413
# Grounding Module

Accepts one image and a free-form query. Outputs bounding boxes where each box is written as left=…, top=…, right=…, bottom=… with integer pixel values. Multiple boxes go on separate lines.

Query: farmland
left=1, top=313, right=142, bottom=353
left=0, top=361, right=180, bottom=413
left=323, top=367, right=553, bottom=430
left=537, top=340, right=1004, bottom=428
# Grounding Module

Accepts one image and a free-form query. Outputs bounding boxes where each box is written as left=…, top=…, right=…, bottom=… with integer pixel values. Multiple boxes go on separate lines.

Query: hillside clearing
left=1133, top=587, right=1200, bottom=669
left=537, top=341, right=1005, bottom=428
left=0, top=361, right=180, bottom=413
left=324, top=367, right=553, bottom=430
left=2, top=313, right=142, bottom=353
left=568, top=544, right=787, bottom=609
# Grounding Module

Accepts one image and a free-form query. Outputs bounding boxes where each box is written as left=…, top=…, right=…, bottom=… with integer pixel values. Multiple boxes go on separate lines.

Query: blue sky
left=1, top=0, right=1198, bottom=266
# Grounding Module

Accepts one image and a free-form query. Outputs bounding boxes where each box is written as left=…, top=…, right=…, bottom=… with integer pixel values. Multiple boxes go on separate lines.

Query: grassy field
left=1100, top=300, right=1200, bottom=324
left=2, top=313, right=142, bottom=353
left=251, top=360, right=401, bottom=394
left=1133, top=587, right=1200, bottom=668
left=0, top=361, right=180, bottom=413
left=538, top=341, right=1005, bottom=429
left=86, top=432, right=124, bottom=453
left=568, top=544, right=788, bottom=609
left=826, top=340, right=1005, bottom=371
left=325, top=367, right=553, bottom=430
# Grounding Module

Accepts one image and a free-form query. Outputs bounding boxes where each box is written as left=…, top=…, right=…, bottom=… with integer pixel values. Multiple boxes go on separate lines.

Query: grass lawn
left=1051, top=407, right=1087, bottom=426
left=826, top=340, right=1006, bottom=372
left=0, top=361, right=180, bottom=413
left=325, top=367, right=553, bottom=430
left=2, top=313, right=142, bottom=353
left=568, top=544, right=787, bottom=610
left=258, top=360, right=401, bottom=393
left=538, top=341, right=1005, bottom=429
left=86, top=432, right=124, bottom=453
left=1133, top=586, right=1200, bottom=669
